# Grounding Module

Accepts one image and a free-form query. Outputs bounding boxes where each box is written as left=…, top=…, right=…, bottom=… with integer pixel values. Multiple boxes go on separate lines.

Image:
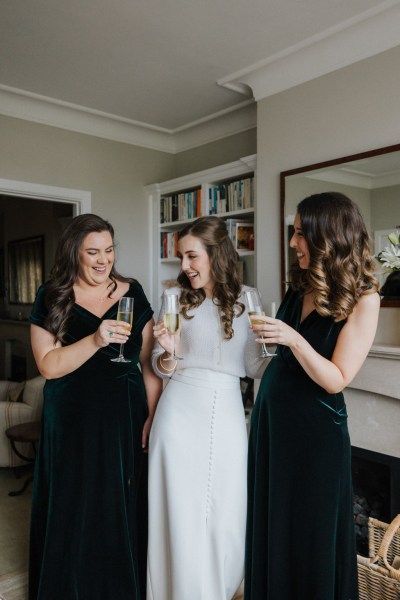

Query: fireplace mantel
left=346, top=344, right=400, bottom=459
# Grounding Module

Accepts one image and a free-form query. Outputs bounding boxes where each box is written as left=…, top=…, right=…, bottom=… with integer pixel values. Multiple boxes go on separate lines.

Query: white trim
left=0, top=85, right=256, bottom=154
left=0, top=178, right=91, bottom=213
left=218, top=0, right=400, bottom=101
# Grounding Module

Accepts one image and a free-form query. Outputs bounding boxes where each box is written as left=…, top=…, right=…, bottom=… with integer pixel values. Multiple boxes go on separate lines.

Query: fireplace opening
left=351, top=446, right=400, bottom=557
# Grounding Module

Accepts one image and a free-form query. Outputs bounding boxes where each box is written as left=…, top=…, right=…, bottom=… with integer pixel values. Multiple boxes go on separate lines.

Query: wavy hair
left=177, top=216, right=244, bottom=339
left=290, top=192, right=379, bottom=321
left=43, top=213, right=131, bottom=342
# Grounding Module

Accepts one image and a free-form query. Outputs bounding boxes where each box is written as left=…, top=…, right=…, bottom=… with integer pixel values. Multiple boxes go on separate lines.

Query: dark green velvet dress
left=29, top=281, right=152, bottom=600
left=245, top=288, right=358, bottom=600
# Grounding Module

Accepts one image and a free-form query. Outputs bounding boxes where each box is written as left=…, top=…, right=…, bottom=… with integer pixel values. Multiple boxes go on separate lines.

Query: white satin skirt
left=147, top=368, right=248, bottom=600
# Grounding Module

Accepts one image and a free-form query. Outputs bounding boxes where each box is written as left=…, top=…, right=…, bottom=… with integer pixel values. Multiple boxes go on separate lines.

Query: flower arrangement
left=376, top=230, right=400, bottom=273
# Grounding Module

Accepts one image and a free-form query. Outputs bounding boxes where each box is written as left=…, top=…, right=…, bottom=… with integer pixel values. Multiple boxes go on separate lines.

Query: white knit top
left=152, top=287, right=266, bottom=380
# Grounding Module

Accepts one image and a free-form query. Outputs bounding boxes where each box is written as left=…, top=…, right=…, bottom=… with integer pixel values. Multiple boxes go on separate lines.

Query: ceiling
left=1, top=0, right=400, bottom=152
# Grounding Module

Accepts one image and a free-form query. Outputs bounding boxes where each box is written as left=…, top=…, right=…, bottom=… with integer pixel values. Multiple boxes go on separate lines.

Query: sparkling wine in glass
left=111, top=296, right=134, bottom=363
left=245, top=289, right=277, bottom=358
left=163, top=293, right=183, bottom=361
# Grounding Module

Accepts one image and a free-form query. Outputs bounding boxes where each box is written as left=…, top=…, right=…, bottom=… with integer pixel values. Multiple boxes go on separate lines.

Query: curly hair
left=290, top=192, right=379, bottom=321
left=43, top=213, right=131, bottom=342
left=176, top=216, right=244, bottom=339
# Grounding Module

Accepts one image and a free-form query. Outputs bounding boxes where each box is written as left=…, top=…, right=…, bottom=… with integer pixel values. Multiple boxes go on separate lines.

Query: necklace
left=75, top=280, right=113, bottom=302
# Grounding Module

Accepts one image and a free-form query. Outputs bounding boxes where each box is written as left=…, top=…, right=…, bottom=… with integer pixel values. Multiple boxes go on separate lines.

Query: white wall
left=256, top=45, right=400, bottom=340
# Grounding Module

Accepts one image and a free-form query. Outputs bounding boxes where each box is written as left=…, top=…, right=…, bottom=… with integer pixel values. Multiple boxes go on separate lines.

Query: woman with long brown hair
left=29, top=213, right=162, bottom=600
left=147, top=216, right=260, bottom=600
left=245, top=192, right=380, bottom=599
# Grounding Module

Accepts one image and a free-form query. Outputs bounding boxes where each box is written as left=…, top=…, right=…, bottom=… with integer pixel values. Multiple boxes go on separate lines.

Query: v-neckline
left=74, top=299, right=121, bottom=320
left=299, top=293, right=316, bottom=326
left=74, top=283, right=132, bottom=320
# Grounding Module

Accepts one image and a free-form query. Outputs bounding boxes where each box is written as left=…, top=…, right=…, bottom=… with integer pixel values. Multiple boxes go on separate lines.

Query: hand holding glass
left=245, top=289, right=277, bottom=358
left=111, top=297, right=134, bottom=363
left=163, top=294, right=183, bottom=361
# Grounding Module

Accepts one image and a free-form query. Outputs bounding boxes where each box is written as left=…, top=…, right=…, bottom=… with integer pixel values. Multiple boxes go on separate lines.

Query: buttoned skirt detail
left=147, top=368, right=248, bottom=600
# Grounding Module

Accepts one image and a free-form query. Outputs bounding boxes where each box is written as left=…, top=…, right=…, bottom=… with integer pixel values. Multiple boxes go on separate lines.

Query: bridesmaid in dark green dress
left=245, top=193, right=380, bottom=600
left=29, top=214, right=162, bottom=600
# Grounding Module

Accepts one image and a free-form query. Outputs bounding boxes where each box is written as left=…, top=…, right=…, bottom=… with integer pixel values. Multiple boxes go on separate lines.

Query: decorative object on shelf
left=376, top=229, right=400, bottom=273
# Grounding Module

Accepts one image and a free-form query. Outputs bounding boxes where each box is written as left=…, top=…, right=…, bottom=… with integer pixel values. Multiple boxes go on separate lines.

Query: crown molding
left=302, top=168, right=400, bottom=189
left=0, top=84, right=256, bottom=154
left=218, top=0, right=400, bottom=101
left=173, top=101, right=256, bottom=153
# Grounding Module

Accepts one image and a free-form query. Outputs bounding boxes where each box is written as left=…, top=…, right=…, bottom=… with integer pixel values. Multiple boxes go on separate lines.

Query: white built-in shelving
left=146, top=154, right=257, bottom=314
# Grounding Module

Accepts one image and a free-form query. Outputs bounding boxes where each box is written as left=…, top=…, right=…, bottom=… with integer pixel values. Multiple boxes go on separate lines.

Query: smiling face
left=77, top=231, right=115, bottom=286
left=290, top=214, right=310, bottom=269
left=178, top=234, right=214, bottom=298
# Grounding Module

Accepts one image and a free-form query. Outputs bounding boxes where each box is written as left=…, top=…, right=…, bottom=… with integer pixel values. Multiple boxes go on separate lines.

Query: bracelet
left=159, top=354, right=177, bottom=372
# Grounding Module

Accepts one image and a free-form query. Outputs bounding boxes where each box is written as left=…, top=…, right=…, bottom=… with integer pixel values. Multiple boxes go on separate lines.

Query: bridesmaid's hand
left=250, top=316, right=300, bottom=349
left=94, top=319, right=131, bottom=348
left=153, top=319, right=175, bottom=355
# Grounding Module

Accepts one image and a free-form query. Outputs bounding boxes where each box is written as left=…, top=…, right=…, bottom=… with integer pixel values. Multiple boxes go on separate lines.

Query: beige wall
left=175, top=129, right=257, bottom=177
left=0, top=115, right=176, bottom=295
left=256, top=45, right=400, bottom=343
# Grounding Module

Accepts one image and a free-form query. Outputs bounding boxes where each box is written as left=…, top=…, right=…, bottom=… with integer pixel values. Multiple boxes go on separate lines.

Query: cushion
left=6, top=381, right=25, bottom=403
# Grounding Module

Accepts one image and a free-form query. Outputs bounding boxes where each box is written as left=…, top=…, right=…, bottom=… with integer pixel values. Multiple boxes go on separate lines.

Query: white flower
left=377, top=230, right=400, bottom=272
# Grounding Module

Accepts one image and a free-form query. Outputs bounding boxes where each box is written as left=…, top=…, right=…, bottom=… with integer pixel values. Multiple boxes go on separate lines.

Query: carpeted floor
left=0, top=468, right=31, bottom=600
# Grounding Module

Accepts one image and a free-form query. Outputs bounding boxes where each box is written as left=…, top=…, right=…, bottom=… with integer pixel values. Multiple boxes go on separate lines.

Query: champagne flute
left=162, top=293, right=183, bottom=361
left=111, top=297, right=134, bottom=363
left=245, top=289, right=277, bottom=358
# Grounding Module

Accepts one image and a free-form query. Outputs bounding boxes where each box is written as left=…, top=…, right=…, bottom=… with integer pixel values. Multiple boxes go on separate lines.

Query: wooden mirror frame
left=280, top=143, right=400, bottom=308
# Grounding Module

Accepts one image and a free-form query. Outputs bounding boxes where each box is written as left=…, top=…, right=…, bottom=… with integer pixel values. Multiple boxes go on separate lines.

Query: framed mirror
left=8, top=235, right=44, bottom=304
left=280, top=144, right=400, bottom=307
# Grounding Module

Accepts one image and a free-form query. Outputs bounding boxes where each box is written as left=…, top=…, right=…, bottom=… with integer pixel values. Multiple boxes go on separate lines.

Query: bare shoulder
left=348, top=291, right=380, bottom=321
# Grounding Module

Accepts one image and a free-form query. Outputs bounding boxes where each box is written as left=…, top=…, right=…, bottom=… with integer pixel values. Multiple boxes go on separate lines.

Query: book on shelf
left=160, top=231, right=179, bottom=259
left=160, top=176, right=254, bottom=224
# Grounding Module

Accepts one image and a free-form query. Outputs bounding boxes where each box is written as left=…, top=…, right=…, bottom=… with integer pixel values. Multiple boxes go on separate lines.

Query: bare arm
left=30, top=319, right=130, bottom=379
left=251, top=292, right=380, bottom=394
left=139, top=319, right=163, bottom=448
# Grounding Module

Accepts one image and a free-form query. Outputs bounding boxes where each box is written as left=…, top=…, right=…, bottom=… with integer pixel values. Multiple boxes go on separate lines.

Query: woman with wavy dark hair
left=148, top=216, right=260, bottom=600
left=29, top=213, right=162, bottom=600
left=245, top=192, right=380, bottom=600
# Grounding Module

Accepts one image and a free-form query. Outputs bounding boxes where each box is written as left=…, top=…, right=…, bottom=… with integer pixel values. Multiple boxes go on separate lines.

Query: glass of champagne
left=162, top=293, right=183, bottom=361
left=111, top=297, right=134, bottom=363
left=245, top=289, right=277, bottom=358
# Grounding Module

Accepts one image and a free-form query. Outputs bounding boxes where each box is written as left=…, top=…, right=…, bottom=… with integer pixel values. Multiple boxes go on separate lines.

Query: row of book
left=160, top=176, right=254, bottom=224
left=160, top=219, right=254, bottom=258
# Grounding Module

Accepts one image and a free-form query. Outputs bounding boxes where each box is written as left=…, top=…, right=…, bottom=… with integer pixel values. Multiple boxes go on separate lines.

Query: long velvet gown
left=29, top=281, right=152, bottom=600
left=245, top=287, right=359, bottom=600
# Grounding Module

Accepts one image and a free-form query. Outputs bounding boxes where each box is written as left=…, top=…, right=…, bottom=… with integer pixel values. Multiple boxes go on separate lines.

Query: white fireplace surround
left=346, top=344, right=400, bottom=460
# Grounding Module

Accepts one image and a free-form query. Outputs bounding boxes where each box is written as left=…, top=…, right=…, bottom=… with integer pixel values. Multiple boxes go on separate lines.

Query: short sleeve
left=29, top=284, right=49, bottom=330
left=130, top=281, right=154, bottom=335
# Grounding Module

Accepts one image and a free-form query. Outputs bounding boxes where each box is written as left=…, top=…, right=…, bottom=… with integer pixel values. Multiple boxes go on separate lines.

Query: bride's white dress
left=147, top=291, right=260, bottom=600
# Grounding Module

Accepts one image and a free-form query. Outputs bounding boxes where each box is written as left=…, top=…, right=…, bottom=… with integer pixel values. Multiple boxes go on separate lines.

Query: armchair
left=0, top=376, right=45, bottom=467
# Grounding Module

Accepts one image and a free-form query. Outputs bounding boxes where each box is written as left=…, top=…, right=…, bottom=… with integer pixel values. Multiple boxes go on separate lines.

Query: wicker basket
left=357, top=514, right=400, bottom=600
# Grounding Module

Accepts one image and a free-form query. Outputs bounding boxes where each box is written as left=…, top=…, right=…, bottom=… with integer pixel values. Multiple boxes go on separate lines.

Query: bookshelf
left=146, top=154, right=257, bottom=314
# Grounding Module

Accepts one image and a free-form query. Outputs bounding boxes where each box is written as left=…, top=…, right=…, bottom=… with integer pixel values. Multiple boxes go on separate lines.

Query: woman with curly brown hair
left=245, top=192, right=380, bottom=600
left=148, top=216, right=260, bottom=600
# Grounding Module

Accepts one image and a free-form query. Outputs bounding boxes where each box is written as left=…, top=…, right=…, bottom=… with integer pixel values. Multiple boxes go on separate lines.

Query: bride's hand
left=153, top=319, right=175, bottom=355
